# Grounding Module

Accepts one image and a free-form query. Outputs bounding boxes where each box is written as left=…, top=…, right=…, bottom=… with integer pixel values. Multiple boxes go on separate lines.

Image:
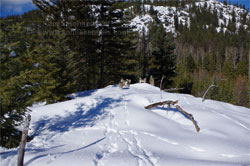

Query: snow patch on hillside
left=130, top=0, right=250, bottom=34
left=131, top=14, right=153, bottom=33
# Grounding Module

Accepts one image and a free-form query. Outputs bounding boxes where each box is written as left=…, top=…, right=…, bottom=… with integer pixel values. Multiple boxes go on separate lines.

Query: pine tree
left=137, top=27, right=149, bottom=78
left=30, top=34, right=75, bottom=103
left=233, top=76, right=249, bottom=107
left=134, top=0, right=142, bottom=15
left=149, top=5, right=155, bottom=16
left=33, top=0, right=98, bottom=91
left=222, top=59, right=236, bottom=78
left=95, top=0, right=136, bottom=87
left=174, top=14, right=179, bottom=31
left=149, top=23, right=176, bottom=88
left=0, top=21, right=36, bottom=148
left=237, top=60, right=248, bottom=76
left=33, top=0, right=136, bottom=89
left=186, top=54, right=196, bottom=73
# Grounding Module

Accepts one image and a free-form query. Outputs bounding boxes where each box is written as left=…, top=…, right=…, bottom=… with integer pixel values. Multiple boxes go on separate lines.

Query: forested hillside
left=0, top=0, right=249, bottom=148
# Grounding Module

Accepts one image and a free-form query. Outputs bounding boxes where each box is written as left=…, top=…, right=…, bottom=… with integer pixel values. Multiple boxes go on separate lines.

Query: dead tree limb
left=160, top=76, right=165, bottom=100
left=164, top=88, right=185, bottom=92
left=145, top=101, right=200, bottom=132
left=17, top=114, right=31, bottom=166
left=175, top=105, right=200, bottom=132
left=202, top=83, right=217, bottom=102
left=202, top=78, right=219, bottom=102
left=144, top=100, right=178, bottom=109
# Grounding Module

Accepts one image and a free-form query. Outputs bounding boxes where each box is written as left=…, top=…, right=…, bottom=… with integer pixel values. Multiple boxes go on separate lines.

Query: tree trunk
left=160, top=76, right=165, bottom=100
left=17, top=114, right=31, bottom=166
left=99, top=34, right=104, bottom=88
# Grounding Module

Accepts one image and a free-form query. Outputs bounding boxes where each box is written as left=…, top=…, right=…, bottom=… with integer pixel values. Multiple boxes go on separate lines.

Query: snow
left=9, top=51, right=16, bottom=57
left=131, top=14, right=153, bottom=33
left=130, top=0, right=250, bottom=35
left=216, top=26, right=221, bottom=32
left=33, top=63, right=39, bottom=68
left=218, top=18, right=225, bottom=26
left=1, top=83, right=249, bottom=166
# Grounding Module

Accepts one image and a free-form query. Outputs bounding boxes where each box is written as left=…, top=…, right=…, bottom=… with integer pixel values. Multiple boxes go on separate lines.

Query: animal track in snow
left=119, top=130, right=157, bottom=166
left=123, top=101, right=130, bottom=126
left=94, top=109, right=120, bottom=166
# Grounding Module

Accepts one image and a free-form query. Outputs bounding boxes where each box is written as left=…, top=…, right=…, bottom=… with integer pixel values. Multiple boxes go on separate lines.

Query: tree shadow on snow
left=155, top=107, right=199, bottom=128
left=0, top=97, right=120, bottom=165
left=0, top=94, right=111, bottom=165
left=0, top=144, right=65, bottom=159
left=31, top=97, right=122, bottom=137
left=67, top=89, right=98, bottom=99
left=24, top=137, right=105, bottom=166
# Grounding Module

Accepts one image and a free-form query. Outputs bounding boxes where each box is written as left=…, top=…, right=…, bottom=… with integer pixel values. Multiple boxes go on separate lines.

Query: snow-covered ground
left=1, top=83, right=250, bottom=166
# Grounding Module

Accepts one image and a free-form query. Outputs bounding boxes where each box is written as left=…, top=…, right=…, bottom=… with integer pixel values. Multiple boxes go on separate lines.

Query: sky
left=0, top=0, right=37, bottom=18
left=0, top=0, right=249, bottom=18
left=218, top=0, right=250, bottom=10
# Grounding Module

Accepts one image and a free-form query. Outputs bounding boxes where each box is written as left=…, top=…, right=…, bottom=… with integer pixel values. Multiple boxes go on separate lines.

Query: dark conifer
left=149, top=23, right=176, bottom=88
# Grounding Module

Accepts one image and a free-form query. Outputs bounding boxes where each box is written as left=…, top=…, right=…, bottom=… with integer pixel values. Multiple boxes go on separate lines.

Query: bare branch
left=164, top=88, right=184, bottom=92
left=202, top=83, right=218, bottom=102
left=175, top=105, right=200, bottom=132
left=144, top=100, right=178, bottom=109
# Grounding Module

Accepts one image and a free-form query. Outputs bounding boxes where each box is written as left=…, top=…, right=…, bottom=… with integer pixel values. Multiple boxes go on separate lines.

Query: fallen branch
left=145, top=101, right=200, bottom=132
left=163, top=88, right=184, bottom=92
left=144, top=100, right=178, bottom=109
left=175, top=105, right=200, bottom=132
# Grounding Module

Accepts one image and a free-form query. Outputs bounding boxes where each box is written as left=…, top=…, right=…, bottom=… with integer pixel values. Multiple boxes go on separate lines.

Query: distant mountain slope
left=130, top=0, right=250, bottom=34
left=1, top=83, right=249, bottom=166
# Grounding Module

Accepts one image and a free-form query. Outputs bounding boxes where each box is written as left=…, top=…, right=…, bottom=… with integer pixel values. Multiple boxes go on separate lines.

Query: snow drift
left=1, top=83, right=250, bottom=166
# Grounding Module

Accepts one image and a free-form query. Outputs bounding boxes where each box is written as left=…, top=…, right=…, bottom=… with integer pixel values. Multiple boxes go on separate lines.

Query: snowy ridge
left=1, top=83, right=249, bottom=166
left=130, top=0, right=250, bottom=34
